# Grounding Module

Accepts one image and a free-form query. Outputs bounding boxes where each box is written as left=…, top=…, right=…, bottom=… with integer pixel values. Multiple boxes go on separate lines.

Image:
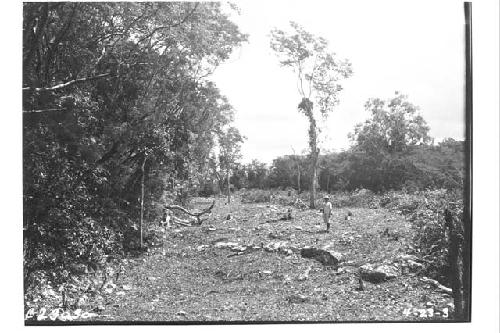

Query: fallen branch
left=420, top=277, right=453, bottom=295
left=165, top=200, right=215, bottom=225
left=170, top=216, right=191, bottom=227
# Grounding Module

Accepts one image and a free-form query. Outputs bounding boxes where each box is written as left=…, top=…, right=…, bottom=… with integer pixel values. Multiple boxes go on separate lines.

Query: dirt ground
left=91, top=195, right=454, bottom=322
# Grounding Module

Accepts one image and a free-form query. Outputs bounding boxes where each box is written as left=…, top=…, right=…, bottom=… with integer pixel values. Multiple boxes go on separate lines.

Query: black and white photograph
left=8, top=0, right=498, bottom=328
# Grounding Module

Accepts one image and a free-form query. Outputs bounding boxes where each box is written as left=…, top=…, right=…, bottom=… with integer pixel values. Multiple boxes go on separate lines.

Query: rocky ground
left=74, top=195, right=454, bottom=322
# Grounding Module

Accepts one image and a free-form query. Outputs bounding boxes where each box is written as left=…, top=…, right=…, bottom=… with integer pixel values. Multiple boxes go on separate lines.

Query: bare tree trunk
left=298, top=97, right=319, bottom=209
left=140, top=155, right=147, bottom=249
left=226, top=169, right=231, bottom=204
left=309, top=149, right=319, bottom=209
left=297, top=166, right=301, bottom=193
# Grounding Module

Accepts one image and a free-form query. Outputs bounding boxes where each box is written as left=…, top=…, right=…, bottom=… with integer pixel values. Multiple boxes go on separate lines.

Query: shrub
left=240, top=189, right=271, bottom=203
left=329, top=189, right=380, bottom=209
left=385, top=189, right=464, bottom=285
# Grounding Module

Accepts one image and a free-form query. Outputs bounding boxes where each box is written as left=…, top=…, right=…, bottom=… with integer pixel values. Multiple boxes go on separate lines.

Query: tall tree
left=217, top=126, right=245, bottom=203
left=23, top=2, right=247, bottom=283
left=350, top=92, right=431, bottom=154
left=345, top=92, right=433, bottom=191
left=270, top=22, right=352, bottom=208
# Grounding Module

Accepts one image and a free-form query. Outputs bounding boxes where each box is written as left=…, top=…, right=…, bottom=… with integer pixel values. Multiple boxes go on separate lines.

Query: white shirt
left=323, top=201, right=332, bottom=217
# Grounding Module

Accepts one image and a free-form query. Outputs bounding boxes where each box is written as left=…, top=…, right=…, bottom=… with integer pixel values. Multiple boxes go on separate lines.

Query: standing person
left=322, top=195, right=333, bottom=232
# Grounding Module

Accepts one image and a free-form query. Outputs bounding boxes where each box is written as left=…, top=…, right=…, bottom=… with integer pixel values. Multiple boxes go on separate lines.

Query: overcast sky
left=211, top=0, right=465, bottom=164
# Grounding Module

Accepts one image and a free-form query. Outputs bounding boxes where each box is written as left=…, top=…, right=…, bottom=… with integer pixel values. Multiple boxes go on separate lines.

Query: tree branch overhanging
left=23, top=108, right=66, bottom=114
left=136, top=3, right=200, bottom=44
left=22, top=73, right=112, bottom=92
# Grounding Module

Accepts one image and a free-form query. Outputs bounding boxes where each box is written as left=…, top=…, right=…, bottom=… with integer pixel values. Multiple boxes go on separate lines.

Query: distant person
left=322, top=195, right=333, bottom=232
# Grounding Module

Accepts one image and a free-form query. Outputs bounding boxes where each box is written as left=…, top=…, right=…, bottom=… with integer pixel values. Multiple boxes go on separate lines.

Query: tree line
left=23, top=2, right=247, bottom=284
left=202, top=92, right=464, bottom=195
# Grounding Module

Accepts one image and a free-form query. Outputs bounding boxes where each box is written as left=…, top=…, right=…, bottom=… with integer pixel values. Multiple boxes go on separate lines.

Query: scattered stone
left=197, top=245, right=209, bottom=252
left=398, top=254, right=419, bottom=261
left=264, top=241, right=289, bottom=253
left=214, top=241, right=239, bottom=249
left=359, top=264, right=398, bottom=283
left=287, top=294, right=309, bottom=304
left=406, top=259, right=424, bottom=272
left=300, top=247, right=342, bottom=267
left=230, top=245, right=247, bottom=252
left=297, top=266, right=312, bottom=281
left=80, top=312, right=98, bottom=319
left=268, top=232, right=279, bottom=239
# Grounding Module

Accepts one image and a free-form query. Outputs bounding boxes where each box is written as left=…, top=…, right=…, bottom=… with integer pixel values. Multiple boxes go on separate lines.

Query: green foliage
left=268, top=155, right=309, bottom=190
left=240, top=189, right=272, bottom=204
left=381, top=190, right=464, bottom=285
left=350, top=92, right=431, bottom=154
left=270, top=21, right=353, bottom=115
left=245, top=160, right=269, bottom=189
left=23, top=2, right=247, bottom=290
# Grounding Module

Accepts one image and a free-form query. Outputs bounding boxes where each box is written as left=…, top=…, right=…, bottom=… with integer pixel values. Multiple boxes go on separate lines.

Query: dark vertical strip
left=463, top=1, right=472, bottom=322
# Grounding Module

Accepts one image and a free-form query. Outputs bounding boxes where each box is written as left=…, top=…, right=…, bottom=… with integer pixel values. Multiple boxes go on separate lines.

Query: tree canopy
left=350, top=92, right=432, bottom=154
left=23, top=2, right=247, bottom=282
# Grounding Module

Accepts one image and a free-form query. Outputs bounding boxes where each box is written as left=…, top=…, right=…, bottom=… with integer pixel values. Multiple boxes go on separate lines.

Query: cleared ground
left=94, top=195, right=453, bottom=322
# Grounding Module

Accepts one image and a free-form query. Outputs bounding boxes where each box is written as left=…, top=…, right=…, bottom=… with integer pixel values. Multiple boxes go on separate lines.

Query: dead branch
left=165, top=200, right=215, bottom=225
left=420, top=277, right=453, bottom=295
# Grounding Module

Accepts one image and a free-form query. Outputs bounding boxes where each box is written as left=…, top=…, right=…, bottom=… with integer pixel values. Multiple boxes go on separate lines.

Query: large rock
left=396, top=254, right=424, bottom=273
left=359, top=264, right=399, bottom=283
left=300, top=247, right=343, bottom=267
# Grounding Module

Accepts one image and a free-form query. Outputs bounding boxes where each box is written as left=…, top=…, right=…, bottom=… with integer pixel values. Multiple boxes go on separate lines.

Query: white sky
left=211, top=0, right=466, bottom=164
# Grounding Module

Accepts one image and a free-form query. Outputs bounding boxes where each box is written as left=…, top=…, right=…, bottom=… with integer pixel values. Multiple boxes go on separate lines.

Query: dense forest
left=23, top=2, right=469, bottom=323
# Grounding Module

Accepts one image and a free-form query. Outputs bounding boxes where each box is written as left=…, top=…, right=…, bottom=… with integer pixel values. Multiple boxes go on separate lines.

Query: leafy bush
left=383, top=189, right=464, bottom=285
left=328, top=189, right=380, bottom=209
left=240, top=189, right=272, bottom=203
